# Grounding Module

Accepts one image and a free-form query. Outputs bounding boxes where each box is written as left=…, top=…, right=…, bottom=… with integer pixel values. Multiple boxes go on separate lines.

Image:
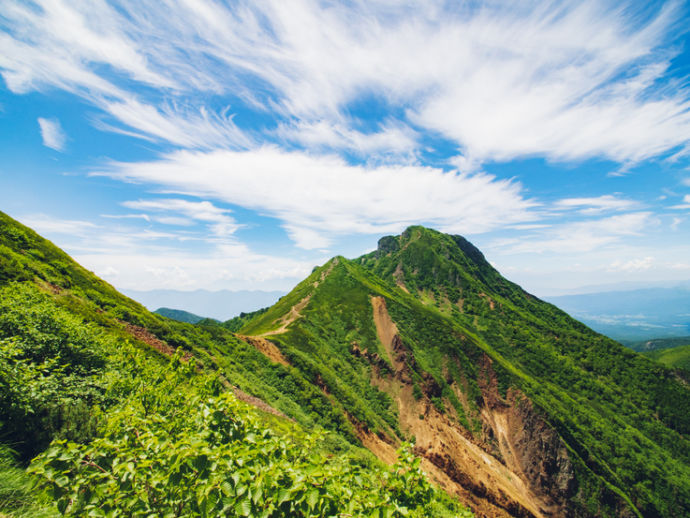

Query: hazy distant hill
left=545, top=287, right=690, bottom=341
left=154, top=307, right=210, bottom=324
left=123, top=288, right=284, bottom=321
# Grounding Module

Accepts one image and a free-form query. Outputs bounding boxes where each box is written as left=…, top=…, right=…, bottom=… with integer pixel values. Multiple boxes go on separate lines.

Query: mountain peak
left=367, top=225, right=500, bottom=302
left=376, top=226, right=488, bottom=267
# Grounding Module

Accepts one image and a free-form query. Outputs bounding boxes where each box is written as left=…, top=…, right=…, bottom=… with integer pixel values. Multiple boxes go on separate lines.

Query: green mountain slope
left=3, top=210, right=688, bottom=517
left=154, top=306, right=209, bottom=323
left=0, top=211, right=465, bottom=517
left=642, top=343, right=690, bottom=371
left=240, top=226, right=690, bottom=518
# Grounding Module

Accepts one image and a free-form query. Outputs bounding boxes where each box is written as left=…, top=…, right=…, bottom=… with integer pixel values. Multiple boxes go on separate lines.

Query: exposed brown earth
left=231, top=386, right=289, bottom=419
left=366, top=296, right=575, bottom=518
left=237, top=334, right=290, bottom=366
left=122, top=321, right=182, bottom=358
left=393, top=262, right=409, bottom=293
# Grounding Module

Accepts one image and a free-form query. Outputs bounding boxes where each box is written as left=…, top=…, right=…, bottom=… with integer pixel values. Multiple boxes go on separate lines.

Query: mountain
left=154, top=306, right=210, bottom=323
left=123, top=288, right=285, bottom=321
left=545, top=288, right=690, bottom=341
left=239, top=226, right=690, bottom=517
left=0, top=211, right=463, bottom=517
left=1, top=212, right=688, bottom=517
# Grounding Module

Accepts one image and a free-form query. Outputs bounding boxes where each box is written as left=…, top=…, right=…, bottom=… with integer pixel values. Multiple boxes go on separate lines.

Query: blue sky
left=1, top=0, right=690, bottom=296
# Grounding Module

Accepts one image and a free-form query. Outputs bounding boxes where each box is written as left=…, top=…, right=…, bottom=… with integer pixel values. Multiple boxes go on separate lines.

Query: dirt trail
left=258, top=294, right=312, bottom=337
left=368, top=296, right=548, bottom=518
left=257, top=258, right=339, bottom=337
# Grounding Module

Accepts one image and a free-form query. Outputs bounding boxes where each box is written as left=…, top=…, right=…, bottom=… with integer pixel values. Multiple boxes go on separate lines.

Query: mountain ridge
left=0, top=211, right=467, bottom=516
left=1, top=212, right=688, bottom=517
left=238, top=226, right=690, bottom=517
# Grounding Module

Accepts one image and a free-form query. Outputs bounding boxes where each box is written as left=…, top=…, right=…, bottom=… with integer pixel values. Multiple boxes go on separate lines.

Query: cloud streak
left=37, top=117, right=66, bottom=151
left=96, top=147, right=536, bottom=248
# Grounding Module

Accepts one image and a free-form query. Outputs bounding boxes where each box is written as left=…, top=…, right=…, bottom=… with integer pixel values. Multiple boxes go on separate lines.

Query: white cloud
left=96, top=147, right=536, bottom=248
left=76, top=246, right=315, bottom=291
left=102, top=98, right=253, bottom=150
left=671, top=217, right=683, bottom=230
left=553, top=195, right=638, bottom=214
left=3, top=1, right=690, bottom=165
left=121, top=198, right=240, bottom=237
left=669, top=194, right=690, bottom=209
left=37, top=117, right=66, bottom=151
left=276, top=120, right=418, bottom=157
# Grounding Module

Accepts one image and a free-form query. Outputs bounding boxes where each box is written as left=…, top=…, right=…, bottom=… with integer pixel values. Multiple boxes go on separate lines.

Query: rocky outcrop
left=478, top=356, right=576, bottom=517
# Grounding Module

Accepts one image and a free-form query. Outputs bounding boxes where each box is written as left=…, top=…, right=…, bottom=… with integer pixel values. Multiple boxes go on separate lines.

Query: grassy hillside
left=642, top=343, right=690, bottom=371
left=362, top=227, right=690, bottom=517
left=3, top=209, right=688, bottom=517
left=239, top=226, right=690, bottom=517
left=0, top=211, right=466, bottom=517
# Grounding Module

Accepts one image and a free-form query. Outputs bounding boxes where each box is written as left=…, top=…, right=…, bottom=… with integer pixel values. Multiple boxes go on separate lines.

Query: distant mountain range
left=123, top=288, right=284, bottom=321
left=545, top=287, right=690, bottom=341
left=154, top=307, right=210, bottom=324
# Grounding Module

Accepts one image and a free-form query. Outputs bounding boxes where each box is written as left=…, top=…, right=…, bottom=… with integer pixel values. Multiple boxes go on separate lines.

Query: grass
left=0, top=447, right=55, bottom=517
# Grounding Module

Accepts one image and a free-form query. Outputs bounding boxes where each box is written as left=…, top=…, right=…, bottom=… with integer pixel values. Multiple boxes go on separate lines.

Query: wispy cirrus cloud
left=489, top=211, right=655, bottom=255
left=670, top=194, right=690, bottom=209
left=2, top=0, right=690, bottom=166
left=553, top=195, right=639, bottom=214
left=37, top=117, right=66, bottom=151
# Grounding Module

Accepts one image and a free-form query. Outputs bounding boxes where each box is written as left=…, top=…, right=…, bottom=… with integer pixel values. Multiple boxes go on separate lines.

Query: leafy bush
left=0, top=284, right=111, bottom=460
left=31, top=347, right=468, bottom=517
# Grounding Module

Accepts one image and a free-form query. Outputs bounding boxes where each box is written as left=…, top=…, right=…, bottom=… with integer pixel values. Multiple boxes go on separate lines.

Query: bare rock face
left=478, top=355, right=577, bottom=517
left=376, top=235, right=400, bottom=257
left=504, top=389, right=577, bottom=513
